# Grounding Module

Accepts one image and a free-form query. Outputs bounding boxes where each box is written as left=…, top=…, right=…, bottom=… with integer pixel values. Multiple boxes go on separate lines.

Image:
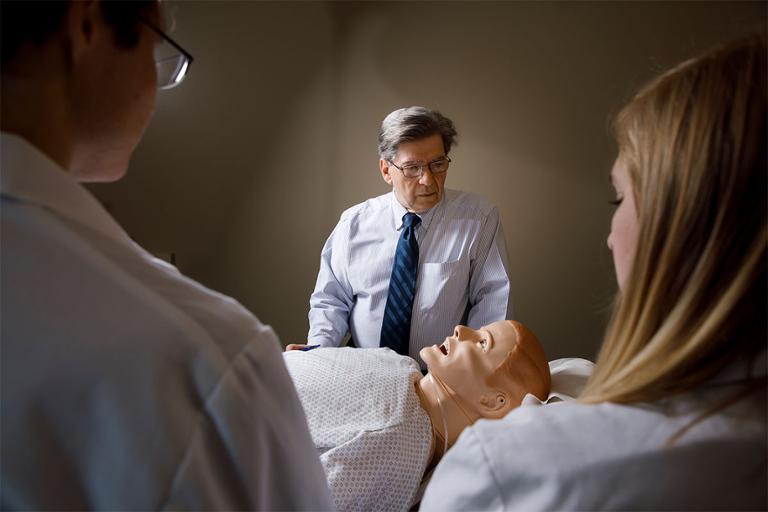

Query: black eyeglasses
left=389, top=157, right=451, bottom=179
left=140, top=18, right=194, bottom=90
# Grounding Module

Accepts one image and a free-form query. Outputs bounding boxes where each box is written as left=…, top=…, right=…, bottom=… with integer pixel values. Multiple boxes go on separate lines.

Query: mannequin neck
left=415, top=373, right=480, bottom=466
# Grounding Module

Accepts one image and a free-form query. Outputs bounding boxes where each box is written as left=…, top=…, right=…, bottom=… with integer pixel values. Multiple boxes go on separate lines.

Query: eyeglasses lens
left=402, top=166, right=421, bottom=178
left=430, top=159, right=450, bottom=173
left=154, top=41, right=190, bottom=90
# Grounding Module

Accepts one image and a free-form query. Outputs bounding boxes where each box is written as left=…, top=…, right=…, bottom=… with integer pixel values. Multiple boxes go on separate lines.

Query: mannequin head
left=417, top=320, right=550, bottom=452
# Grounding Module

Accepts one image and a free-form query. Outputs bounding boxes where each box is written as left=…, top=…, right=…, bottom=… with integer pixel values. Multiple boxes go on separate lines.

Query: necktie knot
left=402, top=212, right=422, bottom=230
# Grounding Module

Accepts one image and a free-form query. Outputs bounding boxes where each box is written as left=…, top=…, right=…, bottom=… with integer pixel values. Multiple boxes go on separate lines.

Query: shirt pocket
left=416, top=259, right=470, bottom=313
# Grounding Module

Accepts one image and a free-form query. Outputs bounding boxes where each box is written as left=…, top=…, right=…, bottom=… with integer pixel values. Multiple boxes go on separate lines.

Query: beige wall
left=88, top=0, right=765, bottom=360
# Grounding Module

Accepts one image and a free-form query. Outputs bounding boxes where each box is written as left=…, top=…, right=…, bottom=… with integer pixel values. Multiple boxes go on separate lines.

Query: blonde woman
left=421, top=35, right=766, bottom=511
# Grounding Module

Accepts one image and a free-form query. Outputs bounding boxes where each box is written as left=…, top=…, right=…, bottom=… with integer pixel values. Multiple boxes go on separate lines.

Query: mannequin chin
left=416, top=320, right=551, bottom=465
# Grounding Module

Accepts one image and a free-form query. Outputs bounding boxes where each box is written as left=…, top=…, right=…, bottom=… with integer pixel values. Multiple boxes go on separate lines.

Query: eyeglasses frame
left=140, top=16, right=194, bottom=86
left=388, top=156, right=452, bottom=179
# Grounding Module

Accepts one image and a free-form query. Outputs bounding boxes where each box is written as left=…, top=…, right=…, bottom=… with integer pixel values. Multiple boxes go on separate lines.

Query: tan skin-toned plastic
left=287, top=320, right=551, bottom=468
left=416, top=320, right=551, bottom=468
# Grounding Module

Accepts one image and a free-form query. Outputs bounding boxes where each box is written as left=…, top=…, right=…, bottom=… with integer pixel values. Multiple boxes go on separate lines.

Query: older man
left=295, top=107, right=512, bottom=367
left=0, top=2, right=331, bottom=509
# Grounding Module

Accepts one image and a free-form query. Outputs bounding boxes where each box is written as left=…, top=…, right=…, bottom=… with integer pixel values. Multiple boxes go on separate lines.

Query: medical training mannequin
left=416, top=320, right=550, bottom=457
left=283, top=319, right=550, bottom=512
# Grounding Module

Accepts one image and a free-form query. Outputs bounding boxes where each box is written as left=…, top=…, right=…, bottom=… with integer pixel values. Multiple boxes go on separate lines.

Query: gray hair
left=377, top=106, right=458, bottom=161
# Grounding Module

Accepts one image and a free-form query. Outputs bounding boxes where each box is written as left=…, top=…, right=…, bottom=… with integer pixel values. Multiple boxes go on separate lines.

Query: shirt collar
left=1, top=132, right=133, bottom=246
left=389, top=190, right=443, bottom=232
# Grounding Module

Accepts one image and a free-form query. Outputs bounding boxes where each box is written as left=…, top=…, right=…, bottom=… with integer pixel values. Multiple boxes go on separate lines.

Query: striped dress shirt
left=308, top=189, right=512, bottom=367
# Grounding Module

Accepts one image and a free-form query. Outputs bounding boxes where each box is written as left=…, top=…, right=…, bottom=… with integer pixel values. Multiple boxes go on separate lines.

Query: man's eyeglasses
left=389, top=157, right=451, bottom=179
left=141, top=18, right=194, bottom=90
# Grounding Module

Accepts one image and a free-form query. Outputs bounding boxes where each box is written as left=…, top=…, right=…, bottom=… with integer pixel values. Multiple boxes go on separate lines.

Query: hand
left=285, top=344, right=322, bottom=352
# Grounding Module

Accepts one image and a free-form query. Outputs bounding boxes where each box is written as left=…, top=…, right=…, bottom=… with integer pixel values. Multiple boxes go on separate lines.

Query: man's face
left=69, top=10, right=159, bottom=182
left=379, top=133, right=448, bottom=213
left=420, top=320, right=519, bottom=415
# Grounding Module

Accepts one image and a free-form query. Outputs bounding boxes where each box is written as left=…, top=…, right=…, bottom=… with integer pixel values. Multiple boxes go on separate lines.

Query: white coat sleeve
left=307, top=218, right=355, bottom=347
left=420, top=428, right=505, bottom=511
left=161, top=335, right=334, bottom=511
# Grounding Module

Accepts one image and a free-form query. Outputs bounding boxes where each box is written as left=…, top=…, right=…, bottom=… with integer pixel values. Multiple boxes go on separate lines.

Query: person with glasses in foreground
left=421, top=35, right=767, bottom=511
left=0, top=2, right=332, bottom=509
left=291, top=107, right=513, bottom=371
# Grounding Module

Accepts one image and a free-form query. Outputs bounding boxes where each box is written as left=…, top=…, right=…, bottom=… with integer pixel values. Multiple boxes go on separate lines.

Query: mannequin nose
left=454, top=325, right=474, bottom=340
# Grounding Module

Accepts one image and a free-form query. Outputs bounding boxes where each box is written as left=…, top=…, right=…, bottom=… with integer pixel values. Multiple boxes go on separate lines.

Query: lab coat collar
left=0, top=132, right=134, bottom=247
left=389, top=190, right=443, bottom=234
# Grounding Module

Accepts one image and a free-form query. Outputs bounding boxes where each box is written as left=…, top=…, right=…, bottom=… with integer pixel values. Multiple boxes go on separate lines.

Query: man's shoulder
left=443, top=189, right=497, bottom=218
left=338, top=191, right=392, bottom=224
left=3, top=198, right=274, bottom=361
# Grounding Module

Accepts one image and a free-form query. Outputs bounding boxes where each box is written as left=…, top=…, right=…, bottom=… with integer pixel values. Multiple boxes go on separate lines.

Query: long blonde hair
left=581, top=35, right=767, bottom=404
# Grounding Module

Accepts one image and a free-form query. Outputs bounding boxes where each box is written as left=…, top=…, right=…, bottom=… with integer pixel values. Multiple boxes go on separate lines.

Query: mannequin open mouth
left=439, top=343, right=449, bottom=356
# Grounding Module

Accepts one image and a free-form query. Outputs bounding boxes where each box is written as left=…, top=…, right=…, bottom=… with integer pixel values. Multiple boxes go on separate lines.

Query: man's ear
left=65, top=0, right=102, bottom=64
left=380, top=159, right=393, bottom=185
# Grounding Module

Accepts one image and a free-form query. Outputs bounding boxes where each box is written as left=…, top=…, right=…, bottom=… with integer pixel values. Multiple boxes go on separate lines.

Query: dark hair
left=2, top=0, right=159, bottom=69
left=378, top=106, right=458, bottom=161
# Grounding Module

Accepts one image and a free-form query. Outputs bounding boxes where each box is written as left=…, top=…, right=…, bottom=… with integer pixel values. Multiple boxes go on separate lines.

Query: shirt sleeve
left=420, top=428, right=504, bottom=511
left=307, top=218, right=354, bottom=347
left=161, top=336, right=334, bottom=511
left=466, top=205, right=513, bottom=328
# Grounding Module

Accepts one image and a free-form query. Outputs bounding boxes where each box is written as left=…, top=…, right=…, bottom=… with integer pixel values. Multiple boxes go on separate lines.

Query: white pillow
left=522, top=358, right=595, bottom=405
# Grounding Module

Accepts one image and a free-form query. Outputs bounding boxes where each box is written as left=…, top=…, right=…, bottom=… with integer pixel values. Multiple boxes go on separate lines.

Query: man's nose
left=418, top=167, right=435, bottom=186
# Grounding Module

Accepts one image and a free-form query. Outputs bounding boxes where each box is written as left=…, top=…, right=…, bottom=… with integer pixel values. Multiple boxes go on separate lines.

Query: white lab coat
left=0, top=133, right=333, bottom=510
left=421, top=358, right=767, bottom=511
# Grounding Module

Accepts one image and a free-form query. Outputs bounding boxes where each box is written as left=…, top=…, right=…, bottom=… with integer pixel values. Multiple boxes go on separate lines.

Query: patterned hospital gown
left=283, top=347, right=433, bottom=512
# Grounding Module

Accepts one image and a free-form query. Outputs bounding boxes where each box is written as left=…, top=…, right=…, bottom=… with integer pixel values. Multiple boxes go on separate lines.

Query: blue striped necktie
left=380, top=212, right=421, bottom=355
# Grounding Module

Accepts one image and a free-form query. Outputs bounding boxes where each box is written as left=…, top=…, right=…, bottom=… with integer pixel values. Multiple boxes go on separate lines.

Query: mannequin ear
left=380, top=159, right=393, bottom=185
left=479, top=392, right=511, bottom=415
